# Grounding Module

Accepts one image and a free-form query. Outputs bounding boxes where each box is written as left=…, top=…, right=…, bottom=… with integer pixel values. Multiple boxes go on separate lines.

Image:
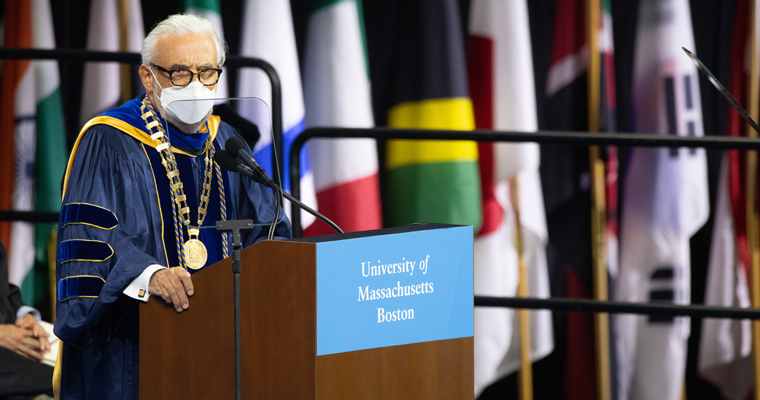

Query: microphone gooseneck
left=223, top=137, right=276, bottom=189
left=216, top=143, right=344, bottom=235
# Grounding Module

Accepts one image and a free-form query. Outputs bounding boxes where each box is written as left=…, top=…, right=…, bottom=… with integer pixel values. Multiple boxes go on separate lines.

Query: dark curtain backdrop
left=0, top=0, right=739, bottom=398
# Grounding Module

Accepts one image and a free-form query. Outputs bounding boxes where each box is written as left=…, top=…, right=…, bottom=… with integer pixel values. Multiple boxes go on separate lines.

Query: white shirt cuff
left=123, top=264, right=166, bottom=302
left=16, top=305, right=41, bottom=321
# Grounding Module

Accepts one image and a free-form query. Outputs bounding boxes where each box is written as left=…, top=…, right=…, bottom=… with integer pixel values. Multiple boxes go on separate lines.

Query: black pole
left=474, top=296, right=760, bottom=320
left=0, top=47, right=286, bottom=195
left=215, top=219, right=254, bottom=400
left=244, top=61, right=284, bottom=189
left=287, top=127, right=760, bottom=237
left=0, top=211, right=59, bottom=223
left=290, top=152, right=303, bottom=237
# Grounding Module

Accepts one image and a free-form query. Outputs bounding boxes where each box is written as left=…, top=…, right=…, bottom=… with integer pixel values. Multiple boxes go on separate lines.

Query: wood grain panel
left=240, top=240, right=317, bottom=400
left=315, top=337, right=473, bottom=400
left=140, top=228, right=472, bottom=399
left=140, top=257, right=235, bottom=400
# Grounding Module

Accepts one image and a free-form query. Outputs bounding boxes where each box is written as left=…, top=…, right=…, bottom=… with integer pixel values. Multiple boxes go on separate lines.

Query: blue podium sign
left=316, top=225, right=473, bottom=356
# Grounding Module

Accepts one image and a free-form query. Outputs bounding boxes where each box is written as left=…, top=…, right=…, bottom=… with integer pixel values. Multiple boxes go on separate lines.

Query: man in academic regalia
left=53, top=14, right=291, bottom=400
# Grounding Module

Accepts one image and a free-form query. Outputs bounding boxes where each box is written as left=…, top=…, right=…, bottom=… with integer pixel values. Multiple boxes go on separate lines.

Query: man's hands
left=149, top=267, right=194, bottom=312
left=0, top=313, right=50, bottom=360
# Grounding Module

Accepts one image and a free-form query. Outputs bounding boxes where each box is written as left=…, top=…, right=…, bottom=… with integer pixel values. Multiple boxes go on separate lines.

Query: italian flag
left=185, top=0, right=229, bottom=100
left=467, top=0, right=552, bottom=396
left=302, top=0, right=382, bottom=235
left=382, top=0, right=481, bottom=230
left=0, top=0, right=67, bottom=306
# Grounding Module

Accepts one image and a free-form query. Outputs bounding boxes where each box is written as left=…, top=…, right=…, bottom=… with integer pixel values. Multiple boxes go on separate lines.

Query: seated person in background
left=0, top=239, right=53, bottom=400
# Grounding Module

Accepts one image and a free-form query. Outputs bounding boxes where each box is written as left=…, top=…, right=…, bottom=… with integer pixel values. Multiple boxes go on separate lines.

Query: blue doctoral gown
left=53, top=95, right=291, bottom=400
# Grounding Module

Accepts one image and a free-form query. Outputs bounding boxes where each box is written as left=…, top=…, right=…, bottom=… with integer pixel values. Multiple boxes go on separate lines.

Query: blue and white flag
left=238, top=0, right=316, bottom=228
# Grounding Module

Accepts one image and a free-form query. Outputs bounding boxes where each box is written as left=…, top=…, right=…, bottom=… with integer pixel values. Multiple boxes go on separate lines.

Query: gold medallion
left=184, top=229, right=208, bottom=270
left=184, top=239, right=207, bottom=270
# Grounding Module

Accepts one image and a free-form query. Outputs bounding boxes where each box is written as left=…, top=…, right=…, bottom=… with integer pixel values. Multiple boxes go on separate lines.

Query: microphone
left=214, top=145, right=344, bottom=234
left=224, top=137, right=272, bottom=186
left=214, top=149, right=259, bottom=183
left=215, top=145, right=282, bottom=239
left=218, top=138, right=274, bottom=188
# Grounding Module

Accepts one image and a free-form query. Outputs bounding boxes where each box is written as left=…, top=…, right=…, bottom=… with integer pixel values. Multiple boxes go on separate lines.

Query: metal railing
left=3, top=48, right=760, bottom=321
left=288, top=126, right=760, bottom=319
left=0, top=48, right=286, bottom=186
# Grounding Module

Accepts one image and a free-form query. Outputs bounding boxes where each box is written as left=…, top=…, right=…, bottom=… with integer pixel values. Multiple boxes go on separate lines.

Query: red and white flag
left=697, top=1, right=754, bottom=398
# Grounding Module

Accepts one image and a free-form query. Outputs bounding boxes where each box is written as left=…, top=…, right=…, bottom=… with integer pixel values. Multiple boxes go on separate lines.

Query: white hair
left=142, top=14, right=227, bottom=66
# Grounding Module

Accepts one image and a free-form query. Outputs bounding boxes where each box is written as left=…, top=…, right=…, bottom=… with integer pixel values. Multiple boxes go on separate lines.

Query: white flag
left=615, top=0, right=709, bottom=399
left=467, top=0, right=552, bottom=396
left=697, top=155, right=753, bottom=400
left=79, top=0, right=143, bottom=124
left=238, top=0, right=316, bottom=228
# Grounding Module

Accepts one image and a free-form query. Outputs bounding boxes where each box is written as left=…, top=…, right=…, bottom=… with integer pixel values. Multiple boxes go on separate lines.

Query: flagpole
left=117, top=0, right=131, bottom=103
left=586, top=1, right=612, bottom=399
left=48, top=230, right=57, bottom=322
left=746, top=2, right=760, bottom=399
left=511, top=176, right=533, bottom=400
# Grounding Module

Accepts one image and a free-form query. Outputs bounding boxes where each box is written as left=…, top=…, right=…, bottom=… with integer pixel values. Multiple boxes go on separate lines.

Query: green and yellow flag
left=380, top=0, right=481, bottom=229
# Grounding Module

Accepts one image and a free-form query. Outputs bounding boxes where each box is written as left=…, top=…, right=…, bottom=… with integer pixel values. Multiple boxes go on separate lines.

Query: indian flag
left=302, top=0, right=382, bottom=235
left=0, top=0, right=36, bottom=303
left=0, top=0, right=66, bottom=307
left=467, top=0, right=552, bottom=395
left=238, top=0, right=317, bottom=229
left=79, top=0, right=143, bottom=124
left=30, top=0, right=67, bottom=307
left=185, top=0, right=229, bottom=100
left=382, top=0, right=481, bottom=230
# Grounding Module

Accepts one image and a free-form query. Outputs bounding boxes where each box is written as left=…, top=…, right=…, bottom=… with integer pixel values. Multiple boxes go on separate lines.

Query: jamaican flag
left=368, top=0, right=481, bottom=229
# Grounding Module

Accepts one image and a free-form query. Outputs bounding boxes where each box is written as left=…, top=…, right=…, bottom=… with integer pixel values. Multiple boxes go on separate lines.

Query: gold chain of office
left=140, top=96, right=214, bottom=270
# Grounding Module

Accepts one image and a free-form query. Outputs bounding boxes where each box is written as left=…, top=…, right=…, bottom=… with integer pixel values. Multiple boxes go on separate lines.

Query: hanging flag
left=467, top=0, right=552, bottom=396
left=544, top=0, right=618, bottom=397
left=79, top=0, right=144, bottom=125
left=27, top=0, right=67, bottom=308
left=697, top=1, right=754, bottom=398
left=301, top=0, right=382, bottom=236
left=378, top=0, right=481, bottom=230
left=0, top=0, right=36, bottom=304
left=615, top=1, right=709, bottom=399
left=238, top=0, right=317, bottom=229
left=185, top=0, right=230, bottom=100
left=699, top=160, right=753, bottom=400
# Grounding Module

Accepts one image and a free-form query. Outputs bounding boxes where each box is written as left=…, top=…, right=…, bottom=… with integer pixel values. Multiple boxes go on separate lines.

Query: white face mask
left=150, top=68, right=216, bottom=125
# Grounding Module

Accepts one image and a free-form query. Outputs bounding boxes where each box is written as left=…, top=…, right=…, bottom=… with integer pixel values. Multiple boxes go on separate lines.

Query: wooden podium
left=139, top=224, right=473, bottom=399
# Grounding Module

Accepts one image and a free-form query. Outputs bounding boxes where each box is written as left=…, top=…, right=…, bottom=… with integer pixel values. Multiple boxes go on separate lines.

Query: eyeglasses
left=151, top=64, right=222, bottom=87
